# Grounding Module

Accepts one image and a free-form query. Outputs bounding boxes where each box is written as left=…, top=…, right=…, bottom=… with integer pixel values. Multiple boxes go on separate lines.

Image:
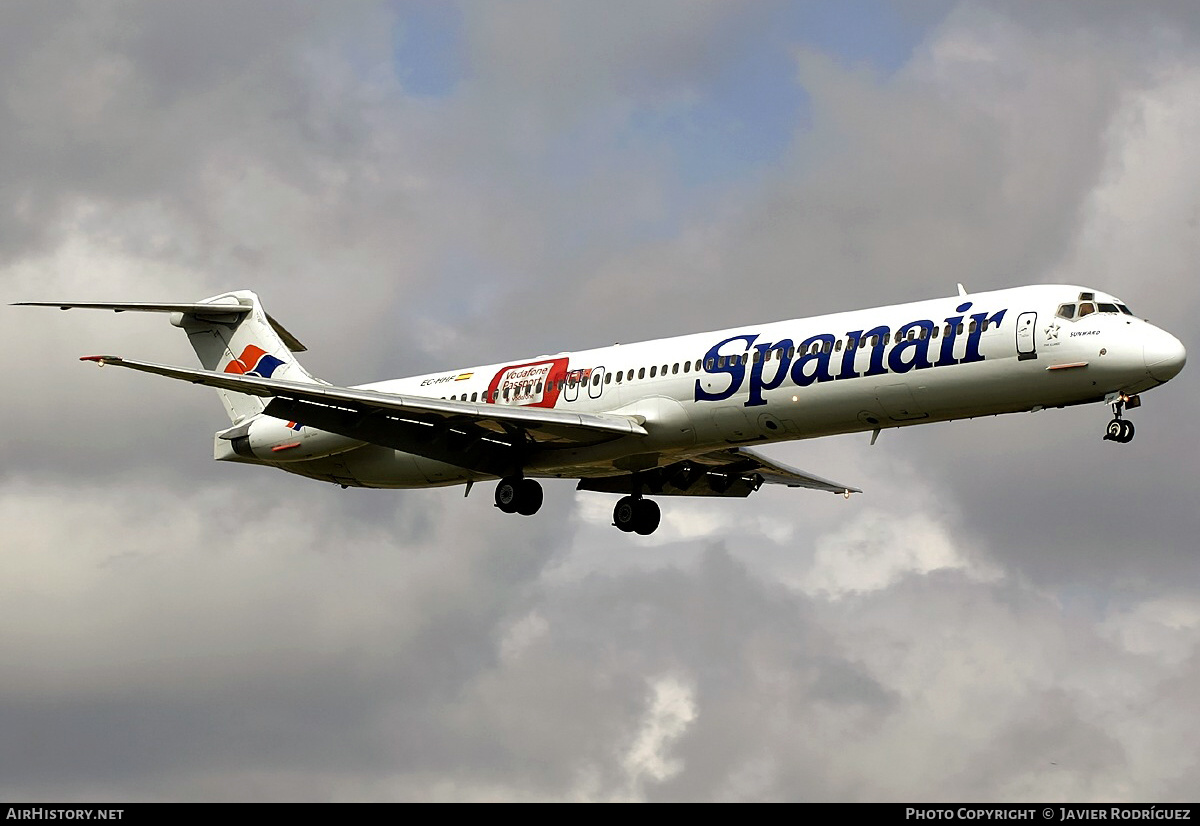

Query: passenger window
left=471, top=392, right=477, bottom=402
left=615, top=371, right=623, bottom=383
left=663, top=364, right=669, bottom=374
left=683, top=360, right=690, bottom=373
left=639, top=367, right=646, bottom=379
left=672, top=363, right=679, bottom=374
left=705, top=359, right=714, bottom=370
left=786, top=346, right=795, bottom=359
left=969, top=321, right=977, bottom=333
left=593, top=373, right=601, bottom=386
left=695, top=359, right=703, bottom=371
left=835, top=339, right=842, bottom=351
left=650, top=366, right=657, bottom=378
left=604, top=373, right=611, bottom=384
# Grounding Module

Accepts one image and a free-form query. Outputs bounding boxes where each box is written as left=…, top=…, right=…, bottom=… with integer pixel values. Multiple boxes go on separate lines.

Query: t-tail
left=14, top=291, right=317, bottom=423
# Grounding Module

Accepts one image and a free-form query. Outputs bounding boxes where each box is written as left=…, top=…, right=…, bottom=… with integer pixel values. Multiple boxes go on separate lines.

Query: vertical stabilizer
left=173, top=291, right=317, bottom=423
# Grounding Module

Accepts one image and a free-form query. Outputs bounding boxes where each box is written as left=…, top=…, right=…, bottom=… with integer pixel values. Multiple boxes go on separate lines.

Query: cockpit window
left=1118, top=303, right=1134, bottom=315
left=1078, top=302, right=1096, bottom=317
left=1098, top=302, right=1119, bottom=314
left=1056, top=303, right=1076, bottom=320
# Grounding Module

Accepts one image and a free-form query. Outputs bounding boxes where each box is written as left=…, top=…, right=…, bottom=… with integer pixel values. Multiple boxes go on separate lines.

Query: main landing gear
left=494, top=477, right=543, bottom=516
left=613, top=496, right=661, bottom=536
left=1103, top=393, right=1139, bottom=444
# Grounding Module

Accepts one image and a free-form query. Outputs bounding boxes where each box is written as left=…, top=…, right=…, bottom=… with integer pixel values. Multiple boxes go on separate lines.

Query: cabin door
left=1016, top=311, right=1037, bottom=360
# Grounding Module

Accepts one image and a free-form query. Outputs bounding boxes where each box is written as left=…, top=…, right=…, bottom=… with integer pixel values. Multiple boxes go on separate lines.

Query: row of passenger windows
left=439, top=320, right=996, bottom=403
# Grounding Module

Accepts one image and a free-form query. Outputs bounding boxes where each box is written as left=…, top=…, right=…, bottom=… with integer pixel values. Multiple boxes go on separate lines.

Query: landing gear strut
left=494, top=477, right=543, bottom=516
left=1103, top=394, right=1137, bottom=444
left=613, top=496, right=661, bottom=536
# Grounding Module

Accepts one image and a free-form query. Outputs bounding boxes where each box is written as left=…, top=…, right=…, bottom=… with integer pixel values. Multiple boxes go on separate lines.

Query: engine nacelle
left=225, top=416, right=366, bottom=463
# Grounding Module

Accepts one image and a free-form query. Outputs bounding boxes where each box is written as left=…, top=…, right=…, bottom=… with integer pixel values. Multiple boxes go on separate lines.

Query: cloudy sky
left=2, top=0, right=1198, bottom=802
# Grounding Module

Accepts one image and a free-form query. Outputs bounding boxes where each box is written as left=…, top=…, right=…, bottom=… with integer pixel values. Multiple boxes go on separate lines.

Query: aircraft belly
left=284, top=444, right=479, bottom=489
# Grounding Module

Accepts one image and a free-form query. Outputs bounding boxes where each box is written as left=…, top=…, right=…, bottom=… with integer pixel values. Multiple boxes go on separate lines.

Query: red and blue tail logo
left=224, top=345, right=285, bottom=378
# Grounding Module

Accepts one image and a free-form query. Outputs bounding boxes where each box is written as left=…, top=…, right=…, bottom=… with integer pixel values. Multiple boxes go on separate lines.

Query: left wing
left=79, top=355, right=646, bottom=475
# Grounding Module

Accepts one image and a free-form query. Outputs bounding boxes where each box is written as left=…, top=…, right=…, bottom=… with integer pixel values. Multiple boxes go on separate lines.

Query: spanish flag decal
left=456, top=372, right=473, bottom=381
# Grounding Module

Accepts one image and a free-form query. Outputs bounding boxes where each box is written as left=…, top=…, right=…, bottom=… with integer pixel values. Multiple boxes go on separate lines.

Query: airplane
left=15, top=283, right=1186, bottom=536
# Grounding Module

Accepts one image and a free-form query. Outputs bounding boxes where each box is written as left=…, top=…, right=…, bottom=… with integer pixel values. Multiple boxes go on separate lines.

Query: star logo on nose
left=1045, top=322, right=1060, bottom=341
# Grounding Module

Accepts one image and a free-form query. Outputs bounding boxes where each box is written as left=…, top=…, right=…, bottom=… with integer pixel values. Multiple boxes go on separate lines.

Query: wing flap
left=577, top=446, right=860, bottom=498
left=694, top=446, right=861, bottom=494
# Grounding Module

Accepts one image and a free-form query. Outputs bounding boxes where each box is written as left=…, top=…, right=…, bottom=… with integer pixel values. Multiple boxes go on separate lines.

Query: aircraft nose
left=1144, top=326, right=1187, bottom=383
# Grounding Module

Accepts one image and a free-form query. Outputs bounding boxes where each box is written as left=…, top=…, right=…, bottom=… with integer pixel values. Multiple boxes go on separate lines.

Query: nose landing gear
left=1103, top=393, right=1139, bottom=444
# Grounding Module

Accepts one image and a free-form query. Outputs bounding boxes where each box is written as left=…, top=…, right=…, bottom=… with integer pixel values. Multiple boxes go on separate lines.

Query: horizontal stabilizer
left=13, top=300, right=251, bottom=315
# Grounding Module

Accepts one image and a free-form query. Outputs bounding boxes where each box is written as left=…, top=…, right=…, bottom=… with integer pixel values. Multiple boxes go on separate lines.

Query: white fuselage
left=235, top=284, right=1185, bottom=489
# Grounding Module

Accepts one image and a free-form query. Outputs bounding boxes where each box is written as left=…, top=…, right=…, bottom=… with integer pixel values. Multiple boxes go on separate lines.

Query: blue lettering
left=887, top=320, right=935, bottom=373
left=692, top=304, right=1011, bottom=403
left=961, top=309, right=1007, bottom=364
left=861, top=325, right=890, bottom=377
left=745, top=339, right=794, bottom=407
left=695, top=334, right=757, bottom=402
left=836, top=331, right=863, bottom=380
left=790, top=334, right=837, bottom=387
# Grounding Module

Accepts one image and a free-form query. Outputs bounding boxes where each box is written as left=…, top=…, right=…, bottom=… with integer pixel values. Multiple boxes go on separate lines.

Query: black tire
left=515, top=479, right=543, bottom=516
left=1120, top=420, right=1135, bottom=443
left=613, top=496, right=637, bottom=532
left=1105, top=419, right=1123, bottom=441
left=494, top=478, right=519, bottom=513
left=632, top=499, right=661, bottom=536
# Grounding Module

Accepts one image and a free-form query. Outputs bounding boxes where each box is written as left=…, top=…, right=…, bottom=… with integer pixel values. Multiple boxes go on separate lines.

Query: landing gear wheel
left=1104, top=418, right=1135, bottom=443
left=613, top=496, right=637, bottom=532
left=495, top=477, right=544, bottom=515
left=515, top=479, right=543, bottom=516
left=632, top=499, right=660, bottom=536
left=613, top=497, right=661, bottom=535
left=494, top=478, right=520, bottom=513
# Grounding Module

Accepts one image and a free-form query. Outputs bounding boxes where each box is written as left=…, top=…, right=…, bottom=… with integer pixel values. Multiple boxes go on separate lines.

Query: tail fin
left=15, top=291, right=317, bottom=423
left=173, top=290, right=317, bottom=423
